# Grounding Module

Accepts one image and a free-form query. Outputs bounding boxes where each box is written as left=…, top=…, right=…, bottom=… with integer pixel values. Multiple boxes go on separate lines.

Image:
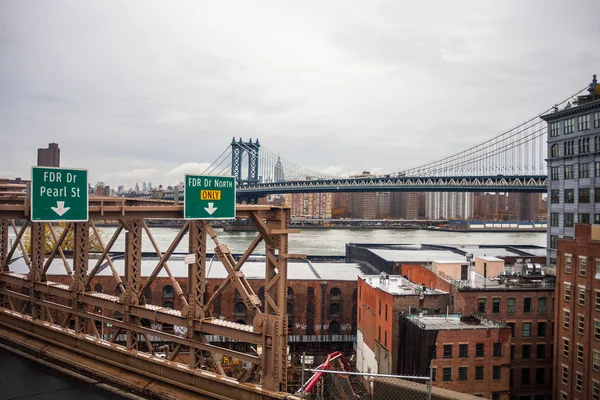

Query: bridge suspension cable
left=398, top=86, right=589, bottom=177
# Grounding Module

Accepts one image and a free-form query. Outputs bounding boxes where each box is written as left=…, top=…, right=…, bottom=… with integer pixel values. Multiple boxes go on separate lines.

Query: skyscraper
left=37, top=143, right=60, bottom=167
left=274, top=155, right=285, bottom=182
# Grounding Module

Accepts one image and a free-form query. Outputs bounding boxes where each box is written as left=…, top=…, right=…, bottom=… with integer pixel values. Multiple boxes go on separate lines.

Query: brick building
left=356, top=274, right=450, bottom=375
left=399, top=314, right=511, bottom=400
left=554, top=224, right=600, bottom=400
left=37, top=142, right=60, bottom=167
left=349, top=244, right=554, bottom=399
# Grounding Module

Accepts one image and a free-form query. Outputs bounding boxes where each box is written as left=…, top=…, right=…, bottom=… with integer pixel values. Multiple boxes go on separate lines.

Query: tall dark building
left=37, top=143, right=60, bottom=167
left=541, top=74, right=600, bottom=265
left=390, top=192, right=419, bottom=219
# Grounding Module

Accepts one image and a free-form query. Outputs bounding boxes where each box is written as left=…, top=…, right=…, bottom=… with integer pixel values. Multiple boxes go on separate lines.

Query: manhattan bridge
left=197, top=86, right=589, bottom=200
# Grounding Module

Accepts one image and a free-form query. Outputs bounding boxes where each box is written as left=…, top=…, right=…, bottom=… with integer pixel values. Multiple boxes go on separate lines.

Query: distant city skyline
left=1, top=1, right=599, bottom=188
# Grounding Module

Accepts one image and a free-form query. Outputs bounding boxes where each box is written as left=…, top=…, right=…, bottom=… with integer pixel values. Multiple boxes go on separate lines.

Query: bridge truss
left=0, top=196, right=301, bottom=399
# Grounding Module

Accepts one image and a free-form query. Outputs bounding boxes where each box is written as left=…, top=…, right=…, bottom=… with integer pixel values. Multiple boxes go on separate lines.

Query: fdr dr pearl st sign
left=31, top=166, right=89, bottom=222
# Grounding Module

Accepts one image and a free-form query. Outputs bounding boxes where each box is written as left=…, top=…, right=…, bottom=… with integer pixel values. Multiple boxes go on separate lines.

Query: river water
left=23, top=227, right=545, bottom=256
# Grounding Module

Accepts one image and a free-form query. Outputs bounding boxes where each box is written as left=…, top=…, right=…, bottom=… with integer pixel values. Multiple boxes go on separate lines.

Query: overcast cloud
left=1, top=1, right=599, bottom=188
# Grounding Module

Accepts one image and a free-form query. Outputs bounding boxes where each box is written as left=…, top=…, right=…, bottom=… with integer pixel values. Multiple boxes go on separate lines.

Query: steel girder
left=0, top=201, right=297, bottom=395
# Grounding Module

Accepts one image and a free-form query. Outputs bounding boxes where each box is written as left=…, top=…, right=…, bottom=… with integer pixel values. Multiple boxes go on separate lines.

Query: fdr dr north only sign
left=184, top=175, right=236, bottom=220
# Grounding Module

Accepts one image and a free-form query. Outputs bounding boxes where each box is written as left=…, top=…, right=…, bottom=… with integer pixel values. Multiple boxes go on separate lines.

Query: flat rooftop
left=352, top=244, right=546, bottom=263
left=405, top=314, right=501, bottom=330
left=8, top=256, right=375, bottom=281
left=361, top=274, right=447, bottom=295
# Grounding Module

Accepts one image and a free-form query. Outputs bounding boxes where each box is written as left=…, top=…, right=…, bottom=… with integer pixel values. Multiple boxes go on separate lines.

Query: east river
left=40, top=227, right=547, bottom=256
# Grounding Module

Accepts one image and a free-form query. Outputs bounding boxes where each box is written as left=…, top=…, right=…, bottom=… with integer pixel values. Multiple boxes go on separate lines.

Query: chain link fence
left=298, top=369, right=432, bottom=400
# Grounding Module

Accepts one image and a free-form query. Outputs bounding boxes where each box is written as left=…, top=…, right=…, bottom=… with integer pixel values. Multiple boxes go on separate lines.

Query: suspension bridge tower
left=231, top=137, right=260, bottom=184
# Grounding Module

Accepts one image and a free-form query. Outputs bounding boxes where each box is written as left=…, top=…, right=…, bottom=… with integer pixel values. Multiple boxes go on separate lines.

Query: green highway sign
left=184, top=175, right=236, bottom=220
left=31, top=167, right=88, bottom=222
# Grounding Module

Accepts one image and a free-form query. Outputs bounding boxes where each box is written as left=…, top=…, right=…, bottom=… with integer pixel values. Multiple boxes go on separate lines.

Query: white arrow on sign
left=51, top=201, right=70, bottom=216
left=204, top=202, right=217, bottom=215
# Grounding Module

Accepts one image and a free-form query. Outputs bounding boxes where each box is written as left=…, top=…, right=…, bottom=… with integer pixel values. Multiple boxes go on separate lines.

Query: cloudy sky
left=1, top=1, right=599, bottom=188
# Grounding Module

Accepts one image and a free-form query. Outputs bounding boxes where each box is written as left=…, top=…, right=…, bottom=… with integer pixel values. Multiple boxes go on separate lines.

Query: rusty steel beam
left=139, top=220, right=188, bottom=307
left=44, top=223, right=74, bottom=280
left=85, top=221, right=124, bottom=290
left=0, top=316, right=295, bottom=400
left=0, top=204, right=295, bottom=393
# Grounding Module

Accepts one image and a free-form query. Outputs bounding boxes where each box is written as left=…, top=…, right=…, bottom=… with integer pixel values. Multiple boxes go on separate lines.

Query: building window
left=579, top=213, right=591, bottom=224
left=524, top=297, right=532, bottom=313
left=329, top=303, right=340, bottom=317
left=536, top=368, right=545, bottom=385
left=578, top=114, right=591, bottom=130
left=443, top=344, right=453, bottom=358
left=476, top=343, right=484, bottom=358
left=538, top=322, right=546, bottom=337
left=330, top=287, right=341, bottom=299
left=162, top=301, right=174, bottom=309
left=474, top=366, right=484, bottom=382
left=565, top=164, right=574, bottom=179
left=521, top=368, right=530, bottom=385
left=307, top=287, right=315, bottom=298
left=384, top=330, right=387, bottom=347
left=491, top=366, right=501, bottom=380
left=579, top=188, right=591, bottom=203
left=442, top=367, right=452, bottom=382
left=595, top=112, right=600, bottom=128
left=565, top=140, right=575, bottom=155
left=458, top=367, right=467, bottom=382
left=539, top=297, right=547, bottom=313
left=597, top=259, right=600, bottom=279
left=594, top=350, right=600, bottom=371
left=580, top=257, right=587, bottom=276
left=523, top=344, right=531, bottom=359
left=579, top=163, right=590, bottom=178
left=550, top=212, right=559, bottom=227
left=507, top=298, right=516, bottom=313
left=162, top=285, right=174, bottom=299
left=579, top=137, right=591, bottom=153
left=493, top=342, right=502, bottom=357
left=492, top=298, right=500, bottom=313
left=565, top=283, right=572, bottom=301
left=385, top=304, right=388, bottom=321
left=477, top=298, right=486, bottom=313
left=550, top=122, right=560, bottom=136
left=508, top=322, right=515, bottom=338
left=561, top=392, right=568, bottom=400
left=551, top=143, right=560, bottom=157
left=563, top=338, right=570, bottom=357
left=523, top=322, right=531, bottom=338
left=330, top=321, right=340, bottom=335
left=234, top=302, right=247, bottom=316
left=510, top=344, right=514, bottom=360
left=595, top=320, right=600, bottom=340
left=596, top=291, right=600, bottom=311
left=551, top=189, right=560, bottom=204
left=564, top=310, right=570, bottom=328
left=565, top=118, right=575, bottom=134
left=550, top=235, right=558, bottom=249
left=537, top=343, right=545, bottom=359
left=431, top=368, right=436, bottom=382
left=594, top=381, right=600, bottom=400
left=551, top=166, right=560, bottom=180
left=562, top=365, right=569, bottom=384
left=565, top=213, right=574, bottom=227
left=565, top=189, right=574, bottom=203
left=579, top=286, right=585, bottom=306
left=576, top=372, right=583, bottom=392
left=577, top=343, right=584, bottom=364
left=459, top=344, right=468, bottom=359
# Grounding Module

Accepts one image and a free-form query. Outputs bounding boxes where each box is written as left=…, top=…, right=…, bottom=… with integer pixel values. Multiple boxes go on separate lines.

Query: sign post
left=31, top=167, right=88, bottom=222
left=184, top=175, right=236, bottom=220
